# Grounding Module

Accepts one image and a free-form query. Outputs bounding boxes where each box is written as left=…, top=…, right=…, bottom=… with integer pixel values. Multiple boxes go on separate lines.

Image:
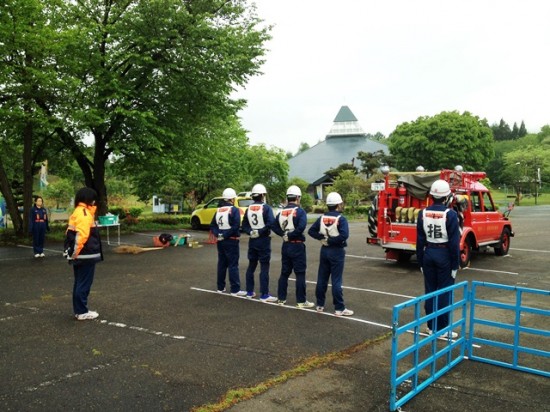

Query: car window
left=238, top=199, right=254, bottom=208
left=471, top=192, right=482, bottom=212
left=206, top=199, right=221, bottom=209
left=482, top=192, right=495, bottom=212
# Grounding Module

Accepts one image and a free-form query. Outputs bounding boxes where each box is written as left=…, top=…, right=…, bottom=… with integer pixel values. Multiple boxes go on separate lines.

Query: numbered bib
left=247, top=204, right=265, bottom=230
left=216, top=207, right=232, bottom=230
left=320, top=215, right=340, bottom=237
left=279, top=207, right=298, bottom=232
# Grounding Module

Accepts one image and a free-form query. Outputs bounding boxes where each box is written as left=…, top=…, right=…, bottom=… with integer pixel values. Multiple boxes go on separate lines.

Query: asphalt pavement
left=1, top=206, right=549, bottom=411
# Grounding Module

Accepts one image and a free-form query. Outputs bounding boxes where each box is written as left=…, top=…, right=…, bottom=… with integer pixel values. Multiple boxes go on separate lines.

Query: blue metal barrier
left=390, top=281, right=550, bottom=411
left=468, top=281, right=550, bottom=378
left=390, top=281, right=468, bottom=411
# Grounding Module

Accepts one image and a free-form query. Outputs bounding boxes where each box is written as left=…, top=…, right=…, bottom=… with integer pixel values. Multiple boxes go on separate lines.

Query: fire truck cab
left=367, top=167, right=514, bottom=268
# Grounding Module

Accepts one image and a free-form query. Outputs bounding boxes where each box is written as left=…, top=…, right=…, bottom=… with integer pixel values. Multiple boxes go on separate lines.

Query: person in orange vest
left=64, top=188, right=103, bottom=321
left=29, top=196, right=50, bottom=258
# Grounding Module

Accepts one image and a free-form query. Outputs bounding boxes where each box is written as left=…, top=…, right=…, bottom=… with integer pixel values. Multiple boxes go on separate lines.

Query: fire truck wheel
left=460, top=238, right=472, bottom=268
left=494, top=227, right=511, bottom=256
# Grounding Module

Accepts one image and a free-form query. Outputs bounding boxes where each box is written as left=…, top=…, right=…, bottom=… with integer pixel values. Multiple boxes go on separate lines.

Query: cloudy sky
left=235, top=0, right=550, bottom=154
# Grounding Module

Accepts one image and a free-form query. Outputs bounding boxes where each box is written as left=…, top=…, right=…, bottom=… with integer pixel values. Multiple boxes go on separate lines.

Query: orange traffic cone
left=206, top=230, right=217, bottom=245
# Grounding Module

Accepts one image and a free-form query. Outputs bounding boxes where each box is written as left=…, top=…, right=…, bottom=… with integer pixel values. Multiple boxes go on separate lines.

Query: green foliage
left=327, top=170, right=370, bottom=208
left=108, top=207, right=126, bottom=219
left=389, top=111, right=494, bottom=171
left=325, top=163, right=357, bottom=179
left=1, top=0, right=272, bottom=216
left=287, top=177, right=313, bottom=212
left=356, top=149, right=393, bottom=178
left=243, top=144, right=289, bottom=205
left=128, top=207, right=143, bottom=218
left=44, top=178, right=74, bottom=209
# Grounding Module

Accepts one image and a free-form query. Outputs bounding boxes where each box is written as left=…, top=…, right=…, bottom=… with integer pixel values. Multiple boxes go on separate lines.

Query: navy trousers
left=245, top=237, right=271, bottom=296
left=216, top=239, right=241, bottom=293
left=315, top=247, right=346, bottom=311
left=277, top=242, right=307, bottom=303
left=73, top=263, right=96, bottom=315
left=32, top=223, right=47, bottom=254
left=422, top=248, right=455, bottom=331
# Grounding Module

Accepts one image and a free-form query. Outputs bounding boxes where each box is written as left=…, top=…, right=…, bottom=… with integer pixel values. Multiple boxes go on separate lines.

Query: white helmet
left=222, top=187, right=237, bottom=200
left=416, top=165, right=425, bottom=172
left=430, top=180, right=451, bottom=198
left=286, top=185, right=302, bottom=197
left=326, top=192, right=343, bottom=205
left=251, top=183, right=267, bottom=195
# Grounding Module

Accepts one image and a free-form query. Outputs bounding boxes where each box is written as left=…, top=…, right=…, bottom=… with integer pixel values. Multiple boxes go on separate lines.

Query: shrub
left=109, top=206, right=126, bottom=219
left=127, top=207, right=143, bottom=218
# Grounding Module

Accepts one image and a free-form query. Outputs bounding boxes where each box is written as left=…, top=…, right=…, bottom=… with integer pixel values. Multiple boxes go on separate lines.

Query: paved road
left=1, top=206, right=548, bottom=411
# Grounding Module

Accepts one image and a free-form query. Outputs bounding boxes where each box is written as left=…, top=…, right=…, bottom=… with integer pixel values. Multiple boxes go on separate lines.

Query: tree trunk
left=0, top=157, right=23, bottom=233
left=23, top=119, right=34, bottom=235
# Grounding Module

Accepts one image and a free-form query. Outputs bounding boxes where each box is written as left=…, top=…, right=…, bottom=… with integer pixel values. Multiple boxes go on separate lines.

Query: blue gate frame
left=390, top=281, right=550, bottom=411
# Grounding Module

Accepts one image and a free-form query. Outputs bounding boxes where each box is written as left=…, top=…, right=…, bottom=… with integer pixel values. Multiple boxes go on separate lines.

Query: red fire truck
left=366, top=166, right=514, bottom=267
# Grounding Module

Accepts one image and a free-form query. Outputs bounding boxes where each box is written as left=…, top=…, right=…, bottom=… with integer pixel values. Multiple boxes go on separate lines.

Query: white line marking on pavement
left=191, top=287, right=392, bottom=329
left=99, top=319, right=186, bottom=340
left=510, top=247, right=550, bottom=253
left=347, top=252, right=521, bottom=276
left=18, top=363, right=117, bottom=395
left=346, top=254, right=387, bottom=261
left=294, top=279, right=415, bottom=299
left=190, top=288, right=481, bottom=347
left=462, top=267, right=519, bottom=275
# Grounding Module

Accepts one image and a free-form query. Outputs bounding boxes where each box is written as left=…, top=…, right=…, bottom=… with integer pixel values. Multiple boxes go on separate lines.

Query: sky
left=235, top=0, right=550, bottom=155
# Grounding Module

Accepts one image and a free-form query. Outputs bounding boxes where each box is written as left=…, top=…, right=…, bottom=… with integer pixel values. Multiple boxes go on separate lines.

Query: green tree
left=0, top=0, right=64, bottom=233
left=491, top=119, right=512, bottom=141
left=296, top=142, right=310, bottom=155
left=389, top=111, right=494, bottom=171
left=2, top=0, right=271, bottom=216
left=243, top=144, right=289, bottom=205
left=511, top=122, right=519, bottom=139
left=124, top=115, right=250, bottom=207
left=328, top=170, right=370, bottom=209
left=324, top=163, right=357, bottom=179
left=287, top=177, right=312, bottom=212
left=504, top=146, right=550, bottom=201
left=518, top=121, right=528, bottom=138
left=44, top=178, right=74, bottom=209
left=357, top=150, right=393, bottom=178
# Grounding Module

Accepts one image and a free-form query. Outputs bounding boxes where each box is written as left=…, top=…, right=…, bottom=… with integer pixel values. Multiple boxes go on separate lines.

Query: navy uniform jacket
left=210, top=201, right=241, bottom=239
left=272, top=203, right=307, bottom=242
left=416, top=204, right=460, bottom=270
left=242, top=201, right=275, bottom=237
left=308, top=210, right=349, bottom=248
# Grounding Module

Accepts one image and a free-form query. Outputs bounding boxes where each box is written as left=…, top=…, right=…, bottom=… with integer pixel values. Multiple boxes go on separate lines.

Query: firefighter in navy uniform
left=242, top=184, right=277, bottom=302
left=308, top=192, right=353, bottom=316
left=416, top=179, right=460, bottom=338
left=272, top=185, right=314, bottom=308
left=210, top=188, right=246, bottom=296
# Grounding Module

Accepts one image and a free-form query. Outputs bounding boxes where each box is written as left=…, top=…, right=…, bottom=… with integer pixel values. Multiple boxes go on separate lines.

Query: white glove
left=217, top=233, right=224, bottom=241
left=282, top=233, right=289, bottom=242
left=250, top=230, right=259, bottom=239
left=451, top=269, right=458, bottom=279
left=420, top=267, right=423, bottom=274
left=320, top=237, right=329, bottom=247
